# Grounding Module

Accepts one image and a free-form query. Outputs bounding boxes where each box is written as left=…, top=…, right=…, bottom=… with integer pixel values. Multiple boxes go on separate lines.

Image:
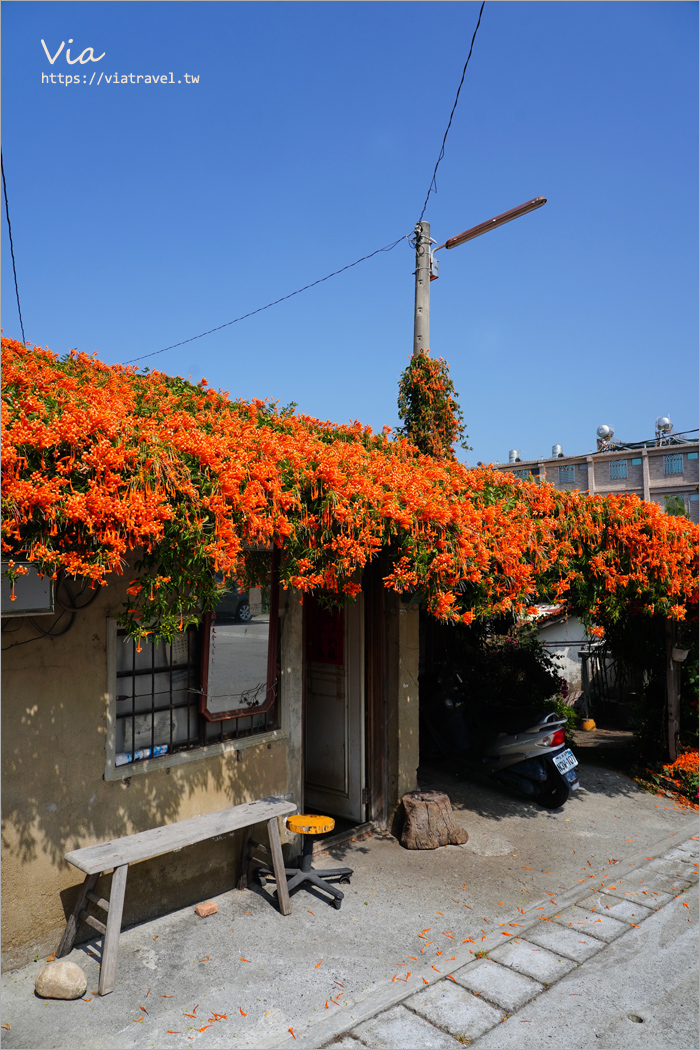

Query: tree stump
left=400, top=790, right=469, bottom=850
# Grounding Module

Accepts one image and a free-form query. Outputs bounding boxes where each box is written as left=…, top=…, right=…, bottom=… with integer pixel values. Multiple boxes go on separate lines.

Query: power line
left=1, top=152, right=27, bottom=345
left=416, top=1, right=486, bottom=225
left=123, top=234, right=410, bottom=365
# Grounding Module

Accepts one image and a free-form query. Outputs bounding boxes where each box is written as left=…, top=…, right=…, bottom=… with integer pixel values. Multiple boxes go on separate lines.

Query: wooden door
left=304, top=594, right=365, bottom=822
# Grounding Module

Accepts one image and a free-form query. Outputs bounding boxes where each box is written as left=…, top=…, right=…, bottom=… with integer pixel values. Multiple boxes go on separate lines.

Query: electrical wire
left=1, top=151, right=27, bottom=345
left=416, top=1, right=486, bottom=225
left=122, top=234, right=411, bottom=365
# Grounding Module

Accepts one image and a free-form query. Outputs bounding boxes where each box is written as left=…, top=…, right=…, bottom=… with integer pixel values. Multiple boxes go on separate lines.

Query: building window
left=610, top=460, right=628, bottom=480
left=690, top=493, right=699, bottom=501
left=113, top=555, right=280, bottom=769
left=578, top=463, right=587, bottom=470
left=115, top=628, right=203, bottom=765
left=688, top=452, right=698, bottom=460
left=664, top=454, right=683, bottom=475
left=631, top=457, right=642, bottom=466
left=512, top=469, right=530, bottom=480
left=558, top=465, right=574, bottom=484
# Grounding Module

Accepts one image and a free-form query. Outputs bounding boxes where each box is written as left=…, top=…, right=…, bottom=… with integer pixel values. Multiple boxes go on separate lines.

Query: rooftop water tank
left=596, top=424, right=614, bottom=441
left=508, top=449, right=520, bottom=463
left=552, top=444, right=563, bottom=458
left=656, top=416, right=673, bottom=434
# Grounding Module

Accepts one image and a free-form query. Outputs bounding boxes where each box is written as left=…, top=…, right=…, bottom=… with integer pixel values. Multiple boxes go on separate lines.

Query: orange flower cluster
left=664, top=751, right=699, bottom=777
left=2, top=338, right=697, bottom=640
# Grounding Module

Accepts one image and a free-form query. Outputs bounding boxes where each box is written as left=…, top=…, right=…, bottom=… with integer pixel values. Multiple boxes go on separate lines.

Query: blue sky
left=2, top=1, right=697, bottom=466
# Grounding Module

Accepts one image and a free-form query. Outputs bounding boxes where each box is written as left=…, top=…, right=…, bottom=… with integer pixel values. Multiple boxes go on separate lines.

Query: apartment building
left=492, top=421, right=699, bottom=524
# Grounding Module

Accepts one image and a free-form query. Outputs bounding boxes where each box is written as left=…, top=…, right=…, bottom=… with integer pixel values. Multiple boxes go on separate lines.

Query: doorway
left=303, top=594, right=366, bottom=823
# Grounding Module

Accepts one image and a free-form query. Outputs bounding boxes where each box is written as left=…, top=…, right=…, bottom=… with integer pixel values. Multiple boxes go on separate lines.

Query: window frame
left=610, top=459, right=628, bottom=480
left=664, top=454, right=684, bottom=475
left=104, top=552, right=285, bottom=781
left=558, top=464, right=575, bottom=484
left=200, top=552, right=281, bottom=723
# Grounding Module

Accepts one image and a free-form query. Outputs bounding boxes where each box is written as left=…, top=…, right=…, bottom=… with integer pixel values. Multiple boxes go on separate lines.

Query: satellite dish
left=656, top=416, right=673, bottom=434
left=596, top=424, right=614, bottom=441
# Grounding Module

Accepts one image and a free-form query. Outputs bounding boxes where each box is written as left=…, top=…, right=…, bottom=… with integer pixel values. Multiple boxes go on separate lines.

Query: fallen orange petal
left=240, top=1008, right=247, bottom=1016
left=423, top=977, right=429, bottom=985
left=240, top=958, right=251, bottom=963
left=289, top=1027, right=297, bottom=1039
left=316, top=961, right=322, bottom=968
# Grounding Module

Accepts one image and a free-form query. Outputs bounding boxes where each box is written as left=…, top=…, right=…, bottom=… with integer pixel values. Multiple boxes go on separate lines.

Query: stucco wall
left=1, top=573, right=304, bottom=972
left=538, top=615, right=589, bottom=692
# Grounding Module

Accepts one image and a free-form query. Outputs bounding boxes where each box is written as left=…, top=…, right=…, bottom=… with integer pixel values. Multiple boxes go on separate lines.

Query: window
left=578, top=463, right=587, bottom=470
left=664, top=454, right=683, bottom=475
left=610, top=460, right=628, bottom=480
left=112, top=554, right=280, bottom=770
left=114, top=627, right=203, bottom=765
left=512, top=469, right=530, bottom=480
left=558, top=465, right=574, bottom=484
left=688, top=452, right=698, bottom=460
left=631, top=457, right=642, bottom=466
left=690, top=493, right=699, bottom=502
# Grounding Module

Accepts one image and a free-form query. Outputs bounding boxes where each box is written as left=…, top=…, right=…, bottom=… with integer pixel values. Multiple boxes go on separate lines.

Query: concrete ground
left=1, top=761, right=697, bottom=1050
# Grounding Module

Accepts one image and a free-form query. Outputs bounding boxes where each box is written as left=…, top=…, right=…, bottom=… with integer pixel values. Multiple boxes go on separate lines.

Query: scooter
left=422, top=671, right=579, bottom=808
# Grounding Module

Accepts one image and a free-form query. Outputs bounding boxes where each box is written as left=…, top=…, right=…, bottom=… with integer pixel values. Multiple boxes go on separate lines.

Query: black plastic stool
left=257, top=814, right=353, bottom=910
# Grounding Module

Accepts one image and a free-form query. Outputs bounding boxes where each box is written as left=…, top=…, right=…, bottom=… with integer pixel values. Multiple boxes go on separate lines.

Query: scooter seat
left=477, top=706, right=554, bottom=735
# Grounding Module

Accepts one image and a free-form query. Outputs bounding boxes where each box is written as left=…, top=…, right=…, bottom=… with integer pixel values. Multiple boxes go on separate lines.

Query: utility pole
left=411, top=197, right=547, bottom=359
left=412, top=221, right=431, bottom=357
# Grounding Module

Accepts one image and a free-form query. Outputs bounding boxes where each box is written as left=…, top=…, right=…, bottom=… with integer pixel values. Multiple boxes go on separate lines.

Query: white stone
left=453, top=957, right=543, bottom=1011
left=405, top=979, right=503, bottom=1040
left=552, top=905, right=629, bottom=942
left=489, top=940, right=576, bottom=983
left=351, top=1004, right=462, bottom=1048
left=523, top=924, right=604, bottom=962
left=35, top=960, right=87, bottom=1000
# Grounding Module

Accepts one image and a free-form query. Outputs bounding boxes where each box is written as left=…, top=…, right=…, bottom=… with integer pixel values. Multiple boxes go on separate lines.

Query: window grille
left=664, top=454, right=683, bottom=475
left=558, top=465, right=574, bottom=484
left=631, top=457, right=642, bottom=466
left=610, top=460, right=628, bottom=480
left=687, top=451, right=698, bottom=460
left=115, top=628, right=202, bottom=766
left=114, top=558, right=280, bottom=768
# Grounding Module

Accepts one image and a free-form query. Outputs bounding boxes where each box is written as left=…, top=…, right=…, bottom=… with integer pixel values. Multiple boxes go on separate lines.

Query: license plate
left=553, top=748, right=578, bottom=774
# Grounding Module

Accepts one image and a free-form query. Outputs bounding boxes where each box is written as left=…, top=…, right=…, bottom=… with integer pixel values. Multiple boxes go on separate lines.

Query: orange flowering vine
left=1, top=338, right=697, bottom=642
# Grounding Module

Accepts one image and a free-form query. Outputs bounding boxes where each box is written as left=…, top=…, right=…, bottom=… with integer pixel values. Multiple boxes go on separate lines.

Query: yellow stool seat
left=257, top=813, right=352, bottom=909
left=286, top=814, right=335, bottom=836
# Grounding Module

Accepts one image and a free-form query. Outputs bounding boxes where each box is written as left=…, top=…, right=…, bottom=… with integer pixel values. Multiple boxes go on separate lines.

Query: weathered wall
left=1, top=575, right=304, bottom=972
left=539, top=615, right=589, bottom=692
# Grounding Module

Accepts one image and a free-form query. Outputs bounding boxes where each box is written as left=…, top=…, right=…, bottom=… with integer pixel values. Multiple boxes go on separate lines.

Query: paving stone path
left=301, top=833, right=699, bottom=1049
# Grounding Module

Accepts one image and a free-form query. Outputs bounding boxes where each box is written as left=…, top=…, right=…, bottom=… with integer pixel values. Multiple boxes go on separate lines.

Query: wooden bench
left=56, top=796, right=297, bottom=995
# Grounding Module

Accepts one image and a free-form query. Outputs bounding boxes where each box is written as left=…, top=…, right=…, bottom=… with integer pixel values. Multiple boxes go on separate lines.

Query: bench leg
left=56, top=873, right=99, bottom=959
left=98, top=864, right=128, bottom=996
left=236, top=827, right=252, bottom=891
left=267, top=817, right=291, bottom=916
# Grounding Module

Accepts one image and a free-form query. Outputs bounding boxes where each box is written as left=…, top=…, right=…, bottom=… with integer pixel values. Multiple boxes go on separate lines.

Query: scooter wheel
left=536, top=775, right=570, bottom=810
